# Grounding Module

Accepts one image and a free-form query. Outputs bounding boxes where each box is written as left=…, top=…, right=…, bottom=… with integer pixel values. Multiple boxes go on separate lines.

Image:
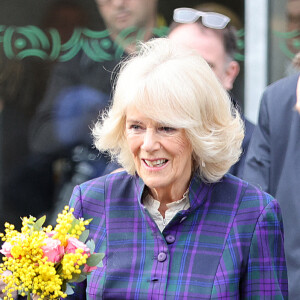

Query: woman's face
left=125, top=107, right=193, bottom=197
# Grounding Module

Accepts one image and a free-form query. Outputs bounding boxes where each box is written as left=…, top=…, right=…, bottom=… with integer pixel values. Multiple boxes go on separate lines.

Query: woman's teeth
left=144, top=159, right=167, bottom=167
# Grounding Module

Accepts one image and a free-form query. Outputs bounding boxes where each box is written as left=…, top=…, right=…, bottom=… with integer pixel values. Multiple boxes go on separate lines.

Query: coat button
left=165, top=235, right=175, bottom=244
left=157, top=252, right=167, bottom=262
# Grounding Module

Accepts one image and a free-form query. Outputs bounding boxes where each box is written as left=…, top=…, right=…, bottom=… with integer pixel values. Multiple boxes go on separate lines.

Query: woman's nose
left=141, top=129, right=160, bottom=152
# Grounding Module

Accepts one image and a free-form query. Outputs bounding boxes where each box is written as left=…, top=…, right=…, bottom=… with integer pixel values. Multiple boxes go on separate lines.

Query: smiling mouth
left=143, top=159, right=168, bottom=168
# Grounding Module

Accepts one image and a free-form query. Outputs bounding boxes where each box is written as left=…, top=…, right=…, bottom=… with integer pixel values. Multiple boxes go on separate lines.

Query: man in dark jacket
left=30, top=0, right=160, bottom=155
left=169, top=6, right=254, bottom=178
left=2, top=0, right=164, bottom=227
left=244, top=71, right=300, bottom=298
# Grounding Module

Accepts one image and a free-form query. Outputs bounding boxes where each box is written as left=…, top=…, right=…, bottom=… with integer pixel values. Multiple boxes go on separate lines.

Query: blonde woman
left=66, top=38, right=287, bottom=299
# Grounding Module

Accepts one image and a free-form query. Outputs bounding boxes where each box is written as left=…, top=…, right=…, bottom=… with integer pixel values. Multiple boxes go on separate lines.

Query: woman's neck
left=148, top=185, right=190, bottom=218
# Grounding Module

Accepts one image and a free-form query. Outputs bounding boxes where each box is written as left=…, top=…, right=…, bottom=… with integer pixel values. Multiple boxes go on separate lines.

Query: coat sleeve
left=243, top=92, right=271, bottom=193
left=240, top=198, right=288, bottom=298
left=66, top=185, right=87, bottom=299
left=66, top=177, right=107, bottom=299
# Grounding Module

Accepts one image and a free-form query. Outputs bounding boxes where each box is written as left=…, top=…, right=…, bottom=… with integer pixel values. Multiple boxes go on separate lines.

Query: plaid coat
left=67, top=171, right=288, bottom=299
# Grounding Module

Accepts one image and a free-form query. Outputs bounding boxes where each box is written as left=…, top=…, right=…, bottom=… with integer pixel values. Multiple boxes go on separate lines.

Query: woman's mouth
left=143, top=159, right=168, bottom=168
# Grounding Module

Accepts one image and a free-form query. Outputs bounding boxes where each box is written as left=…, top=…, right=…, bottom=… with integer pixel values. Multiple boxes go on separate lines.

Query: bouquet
left=0, top=206, right=104, bottom=300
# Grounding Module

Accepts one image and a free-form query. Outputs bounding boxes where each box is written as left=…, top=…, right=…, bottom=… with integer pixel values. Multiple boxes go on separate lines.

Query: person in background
left=29, top=0, right=160, bottom=156
left=0, top=0, right=90, bottom=229
left=293, top=51, right=300, bottom=70
left=60, top=38, right=288, bottom=298
left=6, top=0, right=161, bottom=226
left=169, top=4, right=255, bottom=178
left=243, top=53, right=300, bottom=298
left=286, top=0, right=300, bottom=56
left=41, top=0, right=88, bottom=44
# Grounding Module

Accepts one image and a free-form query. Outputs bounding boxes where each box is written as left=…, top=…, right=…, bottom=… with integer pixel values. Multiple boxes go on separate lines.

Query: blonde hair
left=93, top=38, right=244, bottom=183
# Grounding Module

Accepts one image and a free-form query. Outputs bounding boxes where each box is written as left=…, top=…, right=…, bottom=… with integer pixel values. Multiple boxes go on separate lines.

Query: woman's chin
left=142, top=177, right=169, bottom=191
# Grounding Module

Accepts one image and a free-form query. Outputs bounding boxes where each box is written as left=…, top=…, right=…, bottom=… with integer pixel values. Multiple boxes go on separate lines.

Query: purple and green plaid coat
left=67, top=171, right=288, bottom=299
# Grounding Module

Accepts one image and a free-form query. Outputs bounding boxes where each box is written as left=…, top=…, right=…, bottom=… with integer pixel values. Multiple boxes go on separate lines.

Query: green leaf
left=68, top=272, right=80, bottom=282
left=28, top=215, right=36, bottom=222
left=86, top=239, right=95, bottom=254
left=61, top=280, right=66, bottom=292
left=32, top=215, right=46, bottom=231
left=55, top=262, right=62, bottom=273
left=69, top=273, right=87, bottom=283
left=68, top=217, right=80, bottom=234
left=86, top=253, right=105, bottom=267
left=65, top=283, right=75, bottom=295
left=86, top=218, right=93, bottom=223
left=76, top=274, right=87, bottom=283
left=79, top=229, right=89, bottom=243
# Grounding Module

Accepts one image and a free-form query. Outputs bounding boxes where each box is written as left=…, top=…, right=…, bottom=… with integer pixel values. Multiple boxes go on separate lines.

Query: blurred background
left=0, top=0, right=299, bottom=230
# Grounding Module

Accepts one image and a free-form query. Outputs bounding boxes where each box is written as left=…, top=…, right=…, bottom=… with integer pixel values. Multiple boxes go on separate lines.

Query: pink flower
left=83, top=264, right=97, bottom=273
left=0, top=241, right=13, bottom=257
left=46, top=231, right=57, bottom=237
left=65, top=237, right=90, bottom=256
left=41, top=238, right=64, bottom=263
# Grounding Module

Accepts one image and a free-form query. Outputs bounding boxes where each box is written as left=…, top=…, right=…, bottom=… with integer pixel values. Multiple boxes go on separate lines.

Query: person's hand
left=0, top=270, right=17, bottom=299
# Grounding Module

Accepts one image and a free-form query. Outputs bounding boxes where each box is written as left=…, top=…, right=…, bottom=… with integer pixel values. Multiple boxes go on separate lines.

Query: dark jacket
left=243, top=72, right=300, bottom=298
left=229, top=97, right=255, bottom=178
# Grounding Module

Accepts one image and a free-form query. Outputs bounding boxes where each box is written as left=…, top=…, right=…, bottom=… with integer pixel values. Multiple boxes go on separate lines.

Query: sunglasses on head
left=173, top=7, right=231, bottom=29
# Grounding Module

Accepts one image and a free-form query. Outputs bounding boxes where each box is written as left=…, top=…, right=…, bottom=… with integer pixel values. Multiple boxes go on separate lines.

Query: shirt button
left=165, top=235, right=175, bottom=244
left=157, top=252, right=167, bottom=262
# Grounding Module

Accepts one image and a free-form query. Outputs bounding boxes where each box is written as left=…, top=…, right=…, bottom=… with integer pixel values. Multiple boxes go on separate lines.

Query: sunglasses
left=173, top=7, right=231, bottom=29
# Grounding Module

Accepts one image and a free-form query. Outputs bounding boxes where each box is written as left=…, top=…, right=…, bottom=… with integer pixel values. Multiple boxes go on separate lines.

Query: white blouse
left=143, top=190, right=190, bottom=232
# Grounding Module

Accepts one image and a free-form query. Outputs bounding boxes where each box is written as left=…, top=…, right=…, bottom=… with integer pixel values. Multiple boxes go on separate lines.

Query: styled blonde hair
left=93, top=38, right=244, bottom=183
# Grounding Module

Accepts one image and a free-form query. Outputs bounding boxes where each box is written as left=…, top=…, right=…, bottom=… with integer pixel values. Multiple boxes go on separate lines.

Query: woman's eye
left=129, top=124, right=142, bottom=130
left=159, top=126, right=176, bottom=133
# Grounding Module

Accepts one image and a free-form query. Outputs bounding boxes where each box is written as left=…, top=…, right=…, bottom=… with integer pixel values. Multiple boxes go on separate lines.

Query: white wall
left=244, top=0, right=268, bottom=124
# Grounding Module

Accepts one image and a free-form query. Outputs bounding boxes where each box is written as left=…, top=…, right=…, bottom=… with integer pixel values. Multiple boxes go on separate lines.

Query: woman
left=67, top=38, right=287, bottom=298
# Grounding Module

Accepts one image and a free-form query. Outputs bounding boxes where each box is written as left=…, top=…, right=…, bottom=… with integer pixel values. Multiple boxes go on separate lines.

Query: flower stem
left=27, top=291, right=31, bottom=300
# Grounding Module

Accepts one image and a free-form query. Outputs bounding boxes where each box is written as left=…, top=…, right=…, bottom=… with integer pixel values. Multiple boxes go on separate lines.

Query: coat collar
left=135, top=172, right=213, bottom=211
